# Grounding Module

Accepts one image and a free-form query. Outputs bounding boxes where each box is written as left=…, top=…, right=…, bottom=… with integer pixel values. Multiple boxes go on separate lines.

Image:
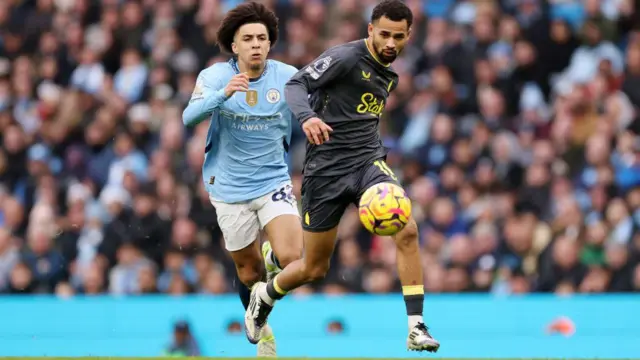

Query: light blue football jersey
left=182, top=59, right=298, bottom=203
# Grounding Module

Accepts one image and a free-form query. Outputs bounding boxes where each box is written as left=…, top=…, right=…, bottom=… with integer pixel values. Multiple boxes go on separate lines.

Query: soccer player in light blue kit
left=182, top=2, right=303, bottom=356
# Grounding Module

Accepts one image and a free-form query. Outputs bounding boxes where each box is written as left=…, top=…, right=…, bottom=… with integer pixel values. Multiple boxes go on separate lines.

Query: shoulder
left=306, top=40, right=362, bottom=76
left=198, top=61, right=234, bottom=82
left=320, top=40, right=365, bottom=62
left=204, top=61, right=234, bottom=73
left=268, top=60, right=298, bottom=77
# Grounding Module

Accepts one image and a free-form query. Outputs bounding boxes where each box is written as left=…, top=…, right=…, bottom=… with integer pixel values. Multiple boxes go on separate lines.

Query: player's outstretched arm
left=182, top=68, right=249, bottom=127
left=284, top=47, right=359, bottom=125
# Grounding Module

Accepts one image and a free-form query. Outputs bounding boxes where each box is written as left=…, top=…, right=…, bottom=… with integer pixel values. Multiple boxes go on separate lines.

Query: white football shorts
left=209, top=182, right=300, bottom=252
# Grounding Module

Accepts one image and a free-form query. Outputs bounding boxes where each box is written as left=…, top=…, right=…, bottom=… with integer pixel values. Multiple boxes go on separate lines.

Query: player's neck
left=237, top=60, right=265, bottom=80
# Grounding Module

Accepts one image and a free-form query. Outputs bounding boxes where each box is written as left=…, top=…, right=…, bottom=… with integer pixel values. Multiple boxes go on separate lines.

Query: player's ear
left=231, top=42, right=238, bottom=55
left=367, top=23, right=374, bottom=37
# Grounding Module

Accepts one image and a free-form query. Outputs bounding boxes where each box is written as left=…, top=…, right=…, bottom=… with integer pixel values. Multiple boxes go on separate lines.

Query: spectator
left=137, top=262, right=159, bottom=294
left=109, top=243, right=149, bottom=295
left=200, top=266, right=228, bottom=295
left=0, top=0, right=638, bottom=296
left=21, top=224, right=65, bottom=293
left=0, top=227, right=18, bottom=292
left=7, top=263, right=35, bottom=294
left=163, top=321, right=201, bottom=357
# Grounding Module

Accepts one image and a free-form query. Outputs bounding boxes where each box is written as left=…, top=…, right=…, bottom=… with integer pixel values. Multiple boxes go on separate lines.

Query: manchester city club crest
left=246, top=90, right=258, bottom=106
left=266, top=88, right=280, bottom=104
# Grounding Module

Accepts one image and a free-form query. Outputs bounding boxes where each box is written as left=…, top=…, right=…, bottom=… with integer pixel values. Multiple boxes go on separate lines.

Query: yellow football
left=358, top=182, right=412, bottom=236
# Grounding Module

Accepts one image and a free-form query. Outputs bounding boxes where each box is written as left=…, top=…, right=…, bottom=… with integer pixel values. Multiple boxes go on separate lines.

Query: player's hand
left=224, top=73, right=250, bottom=98
left=302, top=117, right=333, bottom=145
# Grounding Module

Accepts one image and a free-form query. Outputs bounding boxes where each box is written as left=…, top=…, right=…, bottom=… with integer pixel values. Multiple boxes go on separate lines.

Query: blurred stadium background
left=1, top=0, right=640, bottom=357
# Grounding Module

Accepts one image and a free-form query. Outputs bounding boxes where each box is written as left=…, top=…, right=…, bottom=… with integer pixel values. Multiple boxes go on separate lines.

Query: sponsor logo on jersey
left=356, top=93, right=385, bottom=117
left=220, top=111, right=283, bottom=132
left=232, top=123, right=269, bottom=131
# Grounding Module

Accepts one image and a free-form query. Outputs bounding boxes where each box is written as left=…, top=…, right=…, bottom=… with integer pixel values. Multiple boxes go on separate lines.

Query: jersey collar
left=363, top=39, right=391, bottom=68
left=229, top=58, right=269, bottom=82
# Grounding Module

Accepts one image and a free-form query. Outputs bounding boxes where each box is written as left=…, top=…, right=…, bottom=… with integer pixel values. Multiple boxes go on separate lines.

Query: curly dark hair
left=216, top=1, right=279, bottom=54
left=371, top=0, right=413, bottom=29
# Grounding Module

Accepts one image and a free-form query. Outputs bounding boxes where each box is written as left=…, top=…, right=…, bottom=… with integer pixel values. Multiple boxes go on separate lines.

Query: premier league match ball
left=358, top=182, right=412, bottom=236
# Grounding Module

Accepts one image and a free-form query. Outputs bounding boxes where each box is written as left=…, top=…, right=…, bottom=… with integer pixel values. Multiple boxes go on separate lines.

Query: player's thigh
left=210, top=198, right=260, bottom=252
left=301, top=176, right=349, bottom=272
left=301, top=175, right=351, bottom=233
left=355, top=158, right=402, bottom=202
left=210, top=198, right=263, bottom=284
left=256, top=183, right=303, bottom=266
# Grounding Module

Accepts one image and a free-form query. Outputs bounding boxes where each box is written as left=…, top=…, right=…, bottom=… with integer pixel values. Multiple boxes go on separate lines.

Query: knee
left=236, top=262, right=263, bottom=287
left=394, top=218, right=419, bottom=250
left=274, top=248, right=302, bottom=268
left=302, top=259, right=330, bottom=282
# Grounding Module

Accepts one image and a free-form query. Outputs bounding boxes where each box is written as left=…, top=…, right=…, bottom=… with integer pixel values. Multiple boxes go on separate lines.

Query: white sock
left=258, top=283, right=276, bottom=306
left=409, top=315, right=423, bottom=329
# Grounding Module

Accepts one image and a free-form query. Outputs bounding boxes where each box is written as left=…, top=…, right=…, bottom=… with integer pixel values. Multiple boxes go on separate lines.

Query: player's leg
left=266, top=176, right=346, bottom=291
left=262, top=227, right=339, bottom=298
left=235, top=262, right=256, bottom=311
left=234, top=233, right=279, bottom=319
left=358, top=159, right=440, bottom=352
left=393, top=218, right=439, bottom=352
left=244, top=177, right=347, bottom=343
left=210, top=198, right=277, bottom=355
left=228, top=238, right=278, bottom=356
left=261, top=241, right=280, bottom=282
left=228, top=240, right=263, bottom=303
left=246, top=182, right=305, bottom=341
left=245, top=227, right=338, bottom=343
left=260, top=183, right=304, bottom=270
left=213, top=200, right=264, bottom=290
left=246, top=228, right=339, bottom=343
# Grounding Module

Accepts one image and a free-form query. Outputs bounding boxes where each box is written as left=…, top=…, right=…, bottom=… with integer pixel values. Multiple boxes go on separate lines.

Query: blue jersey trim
left=229, top=58, right=270, bottom=82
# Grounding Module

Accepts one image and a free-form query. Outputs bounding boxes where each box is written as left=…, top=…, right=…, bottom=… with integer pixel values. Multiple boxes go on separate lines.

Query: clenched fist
left=224, top=73, right=250, bottom=98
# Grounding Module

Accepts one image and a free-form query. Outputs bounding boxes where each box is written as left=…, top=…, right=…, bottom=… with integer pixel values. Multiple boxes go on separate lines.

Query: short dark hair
left=216, top=1, right=279, bottom=54
left=371, top=0, right=413, bottom=29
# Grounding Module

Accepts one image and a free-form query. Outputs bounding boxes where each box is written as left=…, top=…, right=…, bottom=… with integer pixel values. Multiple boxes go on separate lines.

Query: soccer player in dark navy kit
left=243, top=0, right=440, bottom=352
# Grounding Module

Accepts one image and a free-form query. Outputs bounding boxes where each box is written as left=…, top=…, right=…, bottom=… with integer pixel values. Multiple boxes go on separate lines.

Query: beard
left=378, top=51, right=397, bottom=63
left=373, top=41, right=398, bottom=63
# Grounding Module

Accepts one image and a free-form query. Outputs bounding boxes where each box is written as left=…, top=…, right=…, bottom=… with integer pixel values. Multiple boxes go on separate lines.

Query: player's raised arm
left=182, top=66, right=250, bottom=127
left=182, top=68, right=226, bottom=127
left=284, top=47, right=358, bottom=125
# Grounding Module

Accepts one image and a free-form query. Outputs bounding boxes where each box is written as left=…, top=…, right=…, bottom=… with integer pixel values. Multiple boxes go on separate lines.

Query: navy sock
left=238, top=282, right=251, bottom=310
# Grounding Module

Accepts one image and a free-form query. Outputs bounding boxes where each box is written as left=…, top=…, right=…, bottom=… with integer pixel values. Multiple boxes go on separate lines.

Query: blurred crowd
left=1, top=0, right=640, bottom=297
